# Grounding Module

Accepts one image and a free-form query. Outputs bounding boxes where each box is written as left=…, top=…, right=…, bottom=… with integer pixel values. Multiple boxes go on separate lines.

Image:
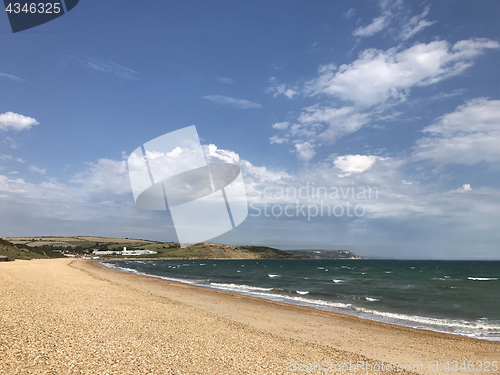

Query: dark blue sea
left=101, top=259, right=500, bottom=341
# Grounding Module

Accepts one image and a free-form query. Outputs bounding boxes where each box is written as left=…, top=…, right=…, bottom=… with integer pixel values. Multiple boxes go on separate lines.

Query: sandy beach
left=1, top=259, right=498, bottom=374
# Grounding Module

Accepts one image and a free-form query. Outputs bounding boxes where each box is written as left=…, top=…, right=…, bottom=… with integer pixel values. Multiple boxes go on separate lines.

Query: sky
left=1, top=0, right=499, bottom=259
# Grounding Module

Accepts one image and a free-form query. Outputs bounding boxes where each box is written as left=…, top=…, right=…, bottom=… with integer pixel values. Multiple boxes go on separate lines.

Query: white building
left=92, top=247, right=157, bottom=256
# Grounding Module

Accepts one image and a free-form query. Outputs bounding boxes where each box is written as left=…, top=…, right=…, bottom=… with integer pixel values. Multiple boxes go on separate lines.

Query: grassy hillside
left=9, top=236, right=155, bottom=250
left=6, top=236, right=302, bottom=260
left=152, top=243, right=302, bottom=260
left=0, top=238, right=65, bottom=260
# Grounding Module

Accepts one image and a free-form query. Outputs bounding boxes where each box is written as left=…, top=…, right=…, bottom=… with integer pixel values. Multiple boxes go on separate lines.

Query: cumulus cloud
left=268, top=37, right=499, bottom=166
left=269, top=104, right=373, bottom=162
left=295, top=142, right=316, bottom=165
left=0, top=158, right=134, bottom=227
left=305, top=39, right=499, bottom=107
left=0, top=112, right=39, bottom=131
left=272, top=122, right=289, bottom=130
left=459, top=184, right=472, bottom=192
left=203, top=95, right=262, bottom=109
left=414, top=98, right=500, bottom=165
left=333, top=155, right=380, bottom=177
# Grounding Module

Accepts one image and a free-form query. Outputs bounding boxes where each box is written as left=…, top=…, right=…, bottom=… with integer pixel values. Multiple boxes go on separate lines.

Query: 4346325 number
left=5, top=2, right=61, bottom=14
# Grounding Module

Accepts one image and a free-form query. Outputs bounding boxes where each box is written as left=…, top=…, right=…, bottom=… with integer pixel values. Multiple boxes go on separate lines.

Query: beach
left=1, top=259, right=498, bottom=374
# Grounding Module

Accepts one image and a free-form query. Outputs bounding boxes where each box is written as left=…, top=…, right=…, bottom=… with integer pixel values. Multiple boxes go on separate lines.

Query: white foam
left=468, top=277, right=498, bottom=281
left=268, top=274, right=280, bottom=278
left=209, top=283, right=273, bottom=292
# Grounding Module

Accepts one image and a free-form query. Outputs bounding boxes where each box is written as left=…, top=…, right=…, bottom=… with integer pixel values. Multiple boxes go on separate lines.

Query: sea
left=100, top=259, right=500, bottom=341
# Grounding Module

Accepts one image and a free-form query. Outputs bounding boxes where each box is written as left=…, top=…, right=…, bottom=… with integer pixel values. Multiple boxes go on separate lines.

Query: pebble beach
left=1, top=259, right=498, bottom=374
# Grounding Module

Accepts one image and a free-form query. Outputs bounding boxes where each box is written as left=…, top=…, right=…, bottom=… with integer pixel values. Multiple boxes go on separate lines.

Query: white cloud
left=399, top=6, right=435, bottom=41
left=269, top=136, right=288, bottom=145
left=70, top=158, right=130, bottom=194
left=0, top=112, right=39, bottom=131
left=266, top=77, right=298, bottom=99
left=459, top=184, right=472, bottom=192
left=204, top=144, right=290, bottom=184
left=216, top=76, right=234, bottom=84
left=29, top=165, right=46, bottom=175
left=343, top=8, right=356, bottom=19
left=202, top=95, right=262, bottom=109
left=298, top=105, right=371, bottom=143
left=0, top=73, right=22, bottom=82
left=353, top=13, right=391, bottom=37
left=0, top=158, right=136, bottom=231
left=333, top=155, right=380, bottom=177
left=0, top=154, right=25, bottom=163
left=295, top=142, right=316, bottom=165
left=351, top=0, right=402, bottom=38
left=77, top=57, right=138, bottom=80
left=414, top=98, right=500, bottom=165
left=272, top=122, right=289, bottom=130
left=305, top=39, right=499, bottom=107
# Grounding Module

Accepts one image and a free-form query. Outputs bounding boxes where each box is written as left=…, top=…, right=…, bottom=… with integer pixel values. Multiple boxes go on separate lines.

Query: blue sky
left=1, top=0, right=499, bottom=259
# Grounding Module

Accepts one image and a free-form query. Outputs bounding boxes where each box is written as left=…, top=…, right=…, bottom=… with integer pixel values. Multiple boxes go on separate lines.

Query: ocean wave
left=468, top=277, right=498, bottom=281
left=268, top=274, right=280, bottom=278
left=209, top=283, right=273, bottom=292
left=332, top=279, right=343, bottom=283
left=352, top=306, right=500, bottom=337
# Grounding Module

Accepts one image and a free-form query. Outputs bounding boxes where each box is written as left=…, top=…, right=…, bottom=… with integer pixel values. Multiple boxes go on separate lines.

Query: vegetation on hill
left=0, top=238, right=65, bottom=260
left=154, top=243, right=302, bottom=260
left=5, top=237, right=359, bottom=260
left=5, top=236, right=303, bottom=260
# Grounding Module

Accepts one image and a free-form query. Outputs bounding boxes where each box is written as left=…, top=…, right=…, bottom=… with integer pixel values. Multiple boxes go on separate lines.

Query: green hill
left=0, top=238, right=65, bottom=260
left=5, top=236, right=302, bottom=260
left=155, top=243, right=302, bottom=260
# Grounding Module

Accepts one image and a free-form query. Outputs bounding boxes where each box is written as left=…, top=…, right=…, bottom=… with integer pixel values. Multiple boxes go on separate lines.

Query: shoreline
left=98, top=258, right=499, bottom=343
left=2, top=258, right=498, bottom=374
left=76, top=260, right=498, bottom=374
